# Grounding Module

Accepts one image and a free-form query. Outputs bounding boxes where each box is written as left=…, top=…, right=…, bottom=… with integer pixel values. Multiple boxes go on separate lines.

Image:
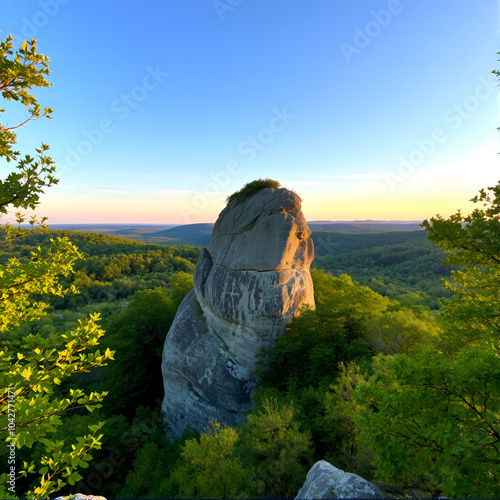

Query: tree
left=313, top=271, right=390, bottom=340
left=421, top=182, right=500, bottom=352
left=241, top=398, right=312, bottom=498
left=0, top=35, right=113, bottom=499
left=257, top=269, right=388, bottom=391
left=356, top=183, right=500, bottom=498
left=422, top=183, right=500, bottom=267
left=356, top=348, right=499, bottom=498
left=322, top=362, right=369, bottom=474
left=122, top=441, right=176, bottom=499
left=171, top=420, right=247, bottom=499
left=0, top=35, right=56, bottom=236
left=0, top=319, right=113, bottom=498
left=101, top=285, right=181, bottom=417
left=364, top=307, right=439, bottom=355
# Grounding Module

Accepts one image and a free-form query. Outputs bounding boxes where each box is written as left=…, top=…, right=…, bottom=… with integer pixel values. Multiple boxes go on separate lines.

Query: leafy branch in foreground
left=0, top=236, right=82, bottom=331
left=0, top=315, right=114, bottom=498
left=356, top=347, right=500, bottom=498
left=0, top=34, right=114, bottom=499
left=0, top=35, right=56, bottom=218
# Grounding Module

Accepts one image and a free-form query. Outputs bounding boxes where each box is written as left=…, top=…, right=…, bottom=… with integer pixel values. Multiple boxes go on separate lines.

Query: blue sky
left=2, top=0, right=499, bottom=223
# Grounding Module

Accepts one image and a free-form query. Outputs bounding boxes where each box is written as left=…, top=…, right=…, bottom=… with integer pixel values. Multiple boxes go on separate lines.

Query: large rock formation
left=161, top=187, right=315, bottom=436
left=296, top=460, right=385, bottom=499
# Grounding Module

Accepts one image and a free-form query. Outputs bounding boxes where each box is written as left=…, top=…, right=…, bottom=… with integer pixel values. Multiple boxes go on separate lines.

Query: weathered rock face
left=162, top=187, right=315, bottom=436
left=296, top=460, right=385, bottom=499
left=210, top=188, right=314, bottom=271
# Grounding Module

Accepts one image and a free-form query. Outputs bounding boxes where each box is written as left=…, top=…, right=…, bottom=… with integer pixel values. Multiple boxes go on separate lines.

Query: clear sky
left=2, top=0, right=499, bottom=224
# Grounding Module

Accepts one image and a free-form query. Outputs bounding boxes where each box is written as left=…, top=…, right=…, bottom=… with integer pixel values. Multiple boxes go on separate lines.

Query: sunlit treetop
left=422, top=182, right=500, bottom=267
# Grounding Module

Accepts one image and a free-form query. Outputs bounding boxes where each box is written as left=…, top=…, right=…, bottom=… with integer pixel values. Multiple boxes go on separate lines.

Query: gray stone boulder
left=296, top=460, right=384, bottom=499
left=211, top=188, right=314, bottom=271
left=194, top=248, right=314, bottom=372
left=162, top=186, right=315, bottom=436
left=161, top=290, right=254, bottom=436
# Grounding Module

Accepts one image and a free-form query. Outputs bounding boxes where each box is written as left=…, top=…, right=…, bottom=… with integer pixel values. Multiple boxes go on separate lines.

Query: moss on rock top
left=226, top=178, right=281, bottom=205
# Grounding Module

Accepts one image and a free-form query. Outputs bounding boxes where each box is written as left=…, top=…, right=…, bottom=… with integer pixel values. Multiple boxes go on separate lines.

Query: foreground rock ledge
left=296, top=460, right=385, bottom=499
left=161, top=187, right=315, bottom=436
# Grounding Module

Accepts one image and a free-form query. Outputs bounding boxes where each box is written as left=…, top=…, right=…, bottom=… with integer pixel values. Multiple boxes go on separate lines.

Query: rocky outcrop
left=161, top=187, right=315, bottom=436
left=296, top=460, right=384, bottom=499
left=160, top=289, right=255, bottom=434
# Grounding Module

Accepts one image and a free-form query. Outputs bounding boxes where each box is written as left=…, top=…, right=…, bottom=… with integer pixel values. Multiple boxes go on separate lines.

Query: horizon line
left=38, top=219, right=425, bottom=226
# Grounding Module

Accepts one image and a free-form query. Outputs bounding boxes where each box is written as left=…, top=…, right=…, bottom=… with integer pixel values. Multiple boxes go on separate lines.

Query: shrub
left=226, top=178, right=281, bottom=204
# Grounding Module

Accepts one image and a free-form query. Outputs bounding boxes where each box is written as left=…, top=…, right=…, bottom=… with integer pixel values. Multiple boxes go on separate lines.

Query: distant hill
left=311, top=230, right=427, bottom=256
left=45, top=224, right=189, bottom=246
left=149, top=223, right=214, bottom=246
left=42, top=221, right=424, bottom=247
left=310, top=219, right=422, bottom=224
left=48, top=224, right=178, bottom=235
left=308, top=221, right=423, bottom=233
left=148, top=222, right=424, bottom=248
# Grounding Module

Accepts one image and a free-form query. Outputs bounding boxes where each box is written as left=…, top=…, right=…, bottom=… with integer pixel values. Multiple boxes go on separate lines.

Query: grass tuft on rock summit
left=226, top=178, right=281, bottom=204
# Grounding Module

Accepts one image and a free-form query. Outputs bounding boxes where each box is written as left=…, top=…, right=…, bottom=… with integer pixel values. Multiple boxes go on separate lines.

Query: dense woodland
left=2, top=211, right=499, bottom=498
left=312, top=230, right=454, bottom=309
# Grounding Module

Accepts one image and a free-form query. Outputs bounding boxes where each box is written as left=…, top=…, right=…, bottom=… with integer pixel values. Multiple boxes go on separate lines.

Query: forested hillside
left=3, top=199, right=498, bottom=499
left=1, top=230, right=200, bottom=497
left=312, top=231, right=453, bottom=308
left=18, top=227, right=453, bottom=309
left=0, top=229, right=199, bottom=308
left=35, top=224, right=454, bottom=311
